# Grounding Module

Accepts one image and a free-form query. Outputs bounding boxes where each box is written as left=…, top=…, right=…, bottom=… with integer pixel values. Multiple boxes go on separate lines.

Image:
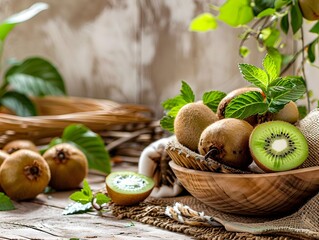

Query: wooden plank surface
left=1, top=163, right=192, bottom=239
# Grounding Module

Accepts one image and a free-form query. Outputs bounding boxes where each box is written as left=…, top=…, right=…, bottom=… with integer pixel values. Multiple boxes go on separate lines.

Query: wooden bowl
left=169, top=161, right=319, bottom=216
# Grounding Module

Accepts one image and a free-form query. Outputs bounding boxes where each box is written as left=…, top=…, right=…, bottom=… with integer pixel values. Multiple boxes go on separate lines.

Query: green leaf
left=263, top=54, right=278, bottom=82
left=167, top=105, right=184, bottom=117
left=0, top=91, right=37, bottom=116
left=160, top=115, right=174, bottom=133
left=253, top=0, right=275, bottom=15
left=225, top=91, right=268, bottom=119
left=94, top=193, right=111, bottom=206
left=297, top=105, right=307, bottom=119
left=310, top=21, right=319, bottom=34
left=189, top=13, right=217, bottom=32
left=69, top=180, right=93, bottom=204
left=0, top=192, right=15, bottom=211
left=290, top=3, right=303, bottom=34
left=267, top=77, right=306, bottom=110
left=60, top=124, right=111, bottom=174
left=238, top=63, right=268, bottom=92
left=239, top=46, right=250, bottom=57
left=274, top=0, right=292, bottom=9
left=180, top=81, right=195, bottom=103
left=267, top=47, right=282, bottom=75
left=0, top=3, right=49, bottom=41
left=5, top=57, right=66, bottom=97
left=63, top=202, right=92, bottom=215
left=218, top=0, right=254, bottom=27
left=257, top=8, right=276, bottom=18
left=261, top=27, right=281, bottom=47
left=161, top=95, right=186, bottom=111
left=280, top=14, right=289, bottom=34
left=202, top=90, right=226, bottom=112
left=69, top=191, right=91, bottom=204
left=308, top=39, right=317, bottom=63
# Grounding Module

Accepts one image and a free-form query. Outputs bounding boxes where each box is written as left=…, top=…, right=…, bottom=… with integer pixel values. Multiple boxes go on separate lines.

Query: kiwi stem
left=205, top=147, right=220, bottom=160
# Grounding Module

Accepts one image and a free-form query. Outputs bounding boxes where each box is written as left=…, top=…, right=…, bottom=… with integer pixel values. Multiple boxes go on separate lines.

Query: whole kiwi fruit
left=42, top=143, right=88, bottom=190
left=249, top=121, right=308, bottom=172
left=299, top=0, right=319, bottom=20
left=0, top=150, right=9, bottom=191
left=217, top=87, right=264, bottom=125
left=106, top=171, right=154, bottom=206
left=272, top=101, right=299, bottom=124
left=198, top=118, right=253, bottom=169
left=174, top=101, right=218, bottom=151
left=0, top=149, right=50, bottom=200
left=3, top=139, right=38, bottom=154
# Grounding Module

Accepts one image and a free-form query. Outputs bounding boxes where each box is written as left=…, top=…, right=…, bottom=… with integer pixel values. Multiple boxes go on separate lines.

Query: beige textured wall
left=2, top=0, right=312, bottom=119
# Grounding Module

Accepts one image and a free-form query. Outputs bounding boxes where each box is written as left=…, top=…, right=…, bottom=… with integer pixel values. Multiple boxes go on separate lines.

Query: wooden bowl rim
left=169, top=160, right=319, bottom=178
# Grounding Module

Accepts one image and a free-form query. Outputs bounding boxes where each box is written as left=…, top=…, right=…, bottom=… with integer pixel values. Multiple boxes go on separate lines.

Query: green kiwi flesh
left=249, top=121, right=308, bottom=172
left=106, top=171, right=154, bottom=205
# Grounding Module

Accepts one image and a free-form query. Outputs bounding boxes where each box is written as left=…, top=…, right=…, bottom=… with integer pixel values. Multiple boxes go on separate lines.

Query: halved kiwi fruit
left=249, top=121, right=308, bottom=172
left=106, top=171, right=154, bottom=206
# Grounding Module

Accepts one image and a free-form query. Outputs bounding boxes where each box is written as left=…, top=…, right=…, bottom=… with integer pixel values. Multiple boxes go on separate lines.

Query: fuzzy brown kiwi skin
left=198, top=118, right=253, bottom=169
left=217, top=87, right=264, bottom=125
left=272, top=101, right=299, bottom=124
left=0, top=149, right=50, bottom=201
left=0, top=150, right=9, bottom=191
left=43, top=143, right=88, bottom=191
left=3, top=139, right=39, bottom=154
left=174, top=101, right=218, bottom=152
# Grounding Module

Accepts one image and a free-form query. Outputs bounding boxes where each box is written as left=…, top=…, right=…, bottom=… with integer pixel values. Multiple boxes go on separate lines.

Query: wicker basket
left=165, top=137, right=251, bottom=174
left=0, top=96, right=164, bottom=160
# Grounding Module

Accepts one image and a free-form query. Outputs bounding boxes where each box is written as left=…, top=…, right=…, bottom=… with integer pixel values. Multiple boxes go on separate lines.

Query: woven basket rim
left=166, top=136, right=251, bottom=174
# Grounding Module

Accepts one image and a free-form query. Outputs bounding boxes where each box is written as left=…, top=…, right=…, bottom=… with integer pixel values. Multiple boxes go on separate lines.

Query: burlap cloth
left=112, top=109, right=319, bottom=240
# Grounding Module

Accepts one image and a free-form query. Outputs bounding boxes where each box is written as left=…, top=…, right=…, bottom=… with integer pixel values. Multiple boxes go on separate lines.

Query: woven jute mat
left=111, top=191, right=319, bottom=240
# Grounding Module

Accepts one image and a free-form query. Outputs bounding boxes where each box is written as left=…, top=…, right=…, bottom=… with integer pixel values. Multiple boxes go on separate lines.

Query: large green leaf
left=202, top=90, right=227, bottom=112
left=225, top=91, right=268, bottom=119
left=238, top=63, right=268, bottom=92
left=5, top=57, right=66, bottom=97
left=268, top=77, right=306, bottom=110
left=0, top=91, right=37, bottom=116
left=189, top=13, right=217, bottom=32
left=60, top=124, right=111, bottom=174
left=0, top=3, right=49, bottom=41
left=218, top=0, right=254, bottom=27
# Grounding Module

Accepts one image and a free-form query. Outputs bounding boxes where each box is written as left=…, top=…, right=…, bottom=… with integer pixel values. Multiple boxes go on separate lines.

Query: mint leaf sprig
left=225, top=54, right=307, bottom=119
left=63, top=179, right=111, bottom=215
left=160, top=81, right=226, bottom=133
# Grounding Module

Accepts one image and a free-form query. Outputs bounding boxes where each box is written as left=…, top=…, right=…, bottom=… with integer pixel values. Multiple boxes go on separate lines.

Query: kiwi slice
left=106, top=171, right=154, bottom=206
left=249, top=121, right=308, bottom=172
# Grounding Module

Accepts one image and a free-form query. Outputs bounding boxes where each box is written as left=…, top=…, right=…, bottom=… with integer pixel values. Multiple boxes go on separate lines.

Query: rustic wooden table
left=1, top=163, right=192, bottom=240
